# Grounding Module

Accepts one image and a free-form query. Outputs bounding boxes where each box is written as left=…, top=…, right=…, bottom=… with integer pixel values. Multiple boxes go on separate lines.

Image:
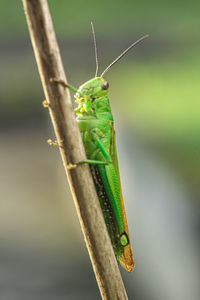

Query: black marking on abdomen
left=90, top=165, right=121, bottom=256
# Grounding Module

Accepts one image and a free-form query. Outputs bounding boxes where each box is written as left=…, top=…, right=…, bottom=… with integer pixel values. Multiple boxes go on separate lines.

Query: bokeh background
left=0, top=1, right=199, bottom=299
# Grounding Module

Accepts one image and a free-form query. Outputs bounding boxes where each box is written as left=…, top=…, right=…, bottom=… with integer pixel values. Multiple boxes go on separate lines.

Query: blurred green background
left=0, top=1, right=199, bottom=299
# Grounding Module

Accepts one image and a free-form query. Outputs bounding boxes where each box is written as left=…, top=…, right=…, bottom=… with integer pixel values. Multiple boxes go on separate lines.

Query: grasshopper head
left=78, top=77, right=109, bottom=99
left=75, top=77, right=113, bottom=120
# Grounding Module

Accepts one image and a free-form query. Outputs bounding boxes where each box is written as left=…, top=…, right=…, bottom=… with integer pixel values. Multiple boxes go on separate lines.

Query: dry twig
left=22, top=0, right=128, bottom=299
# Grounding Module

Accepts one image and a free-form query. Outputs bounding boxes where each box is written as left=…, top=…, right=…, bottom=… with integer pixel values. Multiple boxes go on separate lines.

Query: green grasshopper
left=52, top=25, right=148, bottom=272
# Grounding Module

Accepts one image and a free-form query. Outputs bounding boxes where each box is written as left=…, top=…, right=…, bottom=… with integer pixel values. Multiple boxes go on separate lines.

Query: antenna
left=100, top=34, right=149, bottom=78
left=91, top=22, right=99, bottom=77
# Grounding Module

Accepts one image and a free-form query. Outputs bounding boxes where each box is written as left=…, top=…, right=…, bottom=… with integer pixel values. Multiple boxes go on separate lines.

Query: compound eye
left=101, top=81, right=109, bottom=90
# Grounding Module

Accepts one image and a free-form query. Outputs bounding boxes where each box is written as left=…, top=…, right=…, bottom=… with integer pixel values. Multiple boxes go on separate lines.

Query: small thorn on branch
left=42, top=99, right=49, bottom=108
left=47, top=138, right=58, bottom=146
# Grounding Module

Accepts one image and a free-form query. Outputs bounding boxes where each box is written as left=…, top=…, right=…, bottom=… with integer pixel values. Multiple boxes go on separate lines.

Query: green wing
left=109, top=123, right=134, bottom=272
left=81, top=120, right=134, bottom=271
left=93, top=122, right=134, bottom=271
